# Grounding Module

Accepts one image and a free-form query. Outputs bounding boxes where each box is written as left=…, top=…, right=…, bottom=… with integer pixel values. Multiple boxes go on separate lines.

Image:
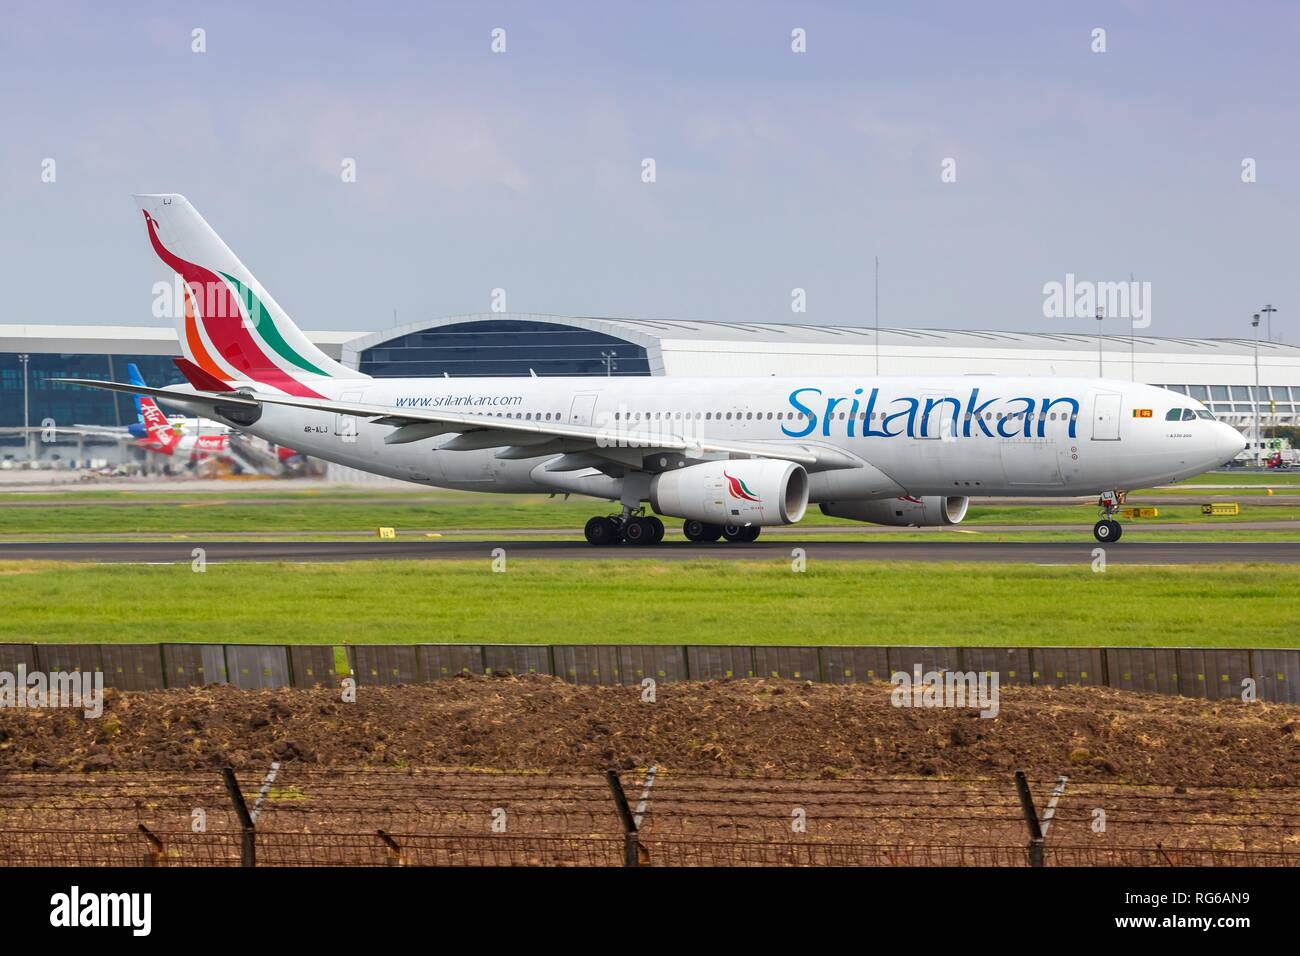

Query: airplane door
left=1091, top=392, right=1122, bottom=441
left=334, top=391, right=365, bottom=439
left=919, top=394, right=956, bottom=440
left=570, top=394, right=598, bottom=426
left=918, top=395, right=942, bottom=439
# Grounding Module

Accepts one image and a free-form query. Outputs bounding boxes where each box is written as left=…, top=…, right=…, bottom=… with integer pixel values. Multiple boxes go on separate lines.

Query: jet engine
left=819, top=495, right=969, bottom=527
left=650, top=459, right=809, bottom=526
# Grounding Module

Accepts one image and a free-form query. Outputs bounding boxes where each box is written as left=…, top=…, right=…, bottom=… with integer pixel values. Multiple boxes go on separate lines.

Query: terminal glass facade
left=357, top=320, right=651, bottom=378
left=0, top=352, right=185, bottom=428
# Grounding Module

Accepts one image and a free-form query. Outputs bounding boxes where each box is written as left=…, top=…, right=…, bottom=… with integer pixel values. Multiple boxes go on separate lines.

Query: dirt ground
left=1, top=675, right=1297, bottom=786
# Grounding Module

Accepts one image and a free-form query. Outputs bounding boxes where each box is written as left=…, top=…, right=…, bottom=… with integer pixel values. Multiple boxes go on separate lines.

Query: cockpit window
left=1195, top=409, right=1216, bottom=421
left=1165, top=408, right=1182, bottom=421
left=1182, top=408, right=1197, bottom=421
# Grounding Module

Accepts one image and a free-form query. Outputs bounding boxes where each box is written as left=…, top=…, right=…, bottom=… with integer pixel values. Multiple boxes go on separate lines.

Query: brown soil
left=2, top=675, right=1298, bottom=786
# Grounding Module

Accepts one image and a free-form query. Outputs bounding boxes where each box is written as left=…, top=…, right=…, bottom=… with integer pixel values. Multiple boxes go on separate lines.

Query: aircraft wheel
left=647, top=516, right=665, bottom=544
left=739, top=525, right=761, bottom=542
left=623, top=517, right=656, bottom=545
left=585, top=516, right=621, bottom=546
left=683, top=519, right=720, bottom=542
left=1092, top=519, right=1122, bottom=543
left=722, top=524, right=761, bottom=543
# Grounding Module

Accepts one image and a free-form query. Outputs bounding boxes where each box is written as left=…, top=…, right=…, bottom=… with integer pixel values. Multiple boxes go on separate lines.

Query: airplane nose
left=1217, top=425, right=1247, bottom=464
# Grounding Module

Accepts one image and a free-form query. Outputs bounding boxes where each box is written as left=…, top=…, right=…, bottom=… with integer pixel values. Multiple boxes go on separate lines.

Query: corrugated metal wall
left=0, top=644, right=1296, bottom=702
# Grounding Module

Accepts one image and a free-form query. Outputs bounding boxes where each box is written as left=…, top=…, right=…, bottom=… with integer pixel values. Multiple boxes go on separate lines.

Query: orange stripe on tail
left=182, top=286, right=233, bottom=386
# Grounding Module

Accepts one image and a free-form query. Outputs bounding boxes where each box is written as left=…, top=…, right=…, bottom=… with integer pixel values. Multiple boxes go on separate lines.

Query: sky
left=1, top=0, right=1297, bottom=342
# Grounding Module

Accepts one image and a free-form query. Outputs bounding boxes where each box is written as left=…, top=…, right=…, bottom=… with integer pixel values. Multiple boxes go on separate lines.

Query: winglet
left=174, top=357, right=236, bottom=392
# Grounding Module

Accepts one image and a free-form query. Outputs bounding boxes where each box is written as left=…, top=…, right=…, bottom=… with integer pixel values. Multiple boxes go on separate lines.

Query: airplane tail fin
left=132, top=193, right=364, bottom=398
left=137, top=393, right=180, bottom=454
left=126, top=362, right=146, bottom=421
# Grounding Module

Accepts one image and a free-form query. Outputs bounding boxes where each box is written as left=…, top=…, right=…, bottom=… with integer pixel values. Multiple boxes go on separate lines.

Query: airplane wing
left=51, top=379, right=862, bottom=472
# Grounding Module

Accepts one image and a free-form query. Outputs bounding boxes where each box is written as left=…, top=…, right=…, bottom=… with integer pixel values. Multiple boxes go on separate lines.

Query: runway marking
left=4, top=540, right=1300, bottom=566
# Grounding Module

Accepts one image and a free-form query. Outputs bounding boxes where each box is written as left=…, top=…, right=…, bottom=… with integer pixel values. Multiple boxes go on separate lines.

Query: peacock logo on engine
left=723, top=471, right=762, bottom=503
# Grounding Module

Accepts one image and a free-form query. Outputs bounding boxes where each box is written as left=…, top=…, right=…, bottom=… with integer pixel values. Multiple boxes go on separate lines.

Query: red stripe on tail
left=173, top=357, right=236, bottom=393
left=143, top=211, right=324, bottom=399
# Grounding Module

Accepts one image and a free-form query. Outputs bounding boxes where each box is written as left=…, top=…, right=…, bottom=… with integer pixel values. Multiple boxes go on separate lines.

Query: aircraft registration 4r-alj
left=61, top=195, right=1245, bottom=545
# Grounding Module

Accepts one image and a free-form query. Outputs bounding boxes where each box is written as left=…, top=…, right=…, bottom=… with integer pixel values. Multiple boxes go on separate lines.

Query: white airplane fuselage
left=215, top=374, right=1244, bottom=503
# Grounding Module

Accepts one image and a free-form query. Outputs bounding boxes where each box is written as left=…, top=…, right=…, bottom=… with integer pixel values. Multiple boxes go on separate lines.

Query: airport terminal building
left=4, top=314, right=1298, bottom=459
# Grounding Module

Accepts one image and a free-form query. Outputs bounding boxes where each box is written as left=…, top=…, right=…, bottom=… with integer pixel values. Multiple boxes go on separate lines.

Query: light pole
left=18, top=353, right=30, bottom=462
left=601, top=350, right=618, bottom=377
left=1252, top=313, right=1261, bottom=468
left=1095, top=306, right=1104, bottom=377
left=1261, top=303, right=1277, bottom=342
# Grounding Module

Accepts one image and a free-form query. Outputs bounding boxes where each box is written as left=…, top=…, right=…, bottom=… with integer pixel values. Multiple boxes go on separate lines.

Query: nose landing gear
left=1092, top=490, right=1126, bottom=543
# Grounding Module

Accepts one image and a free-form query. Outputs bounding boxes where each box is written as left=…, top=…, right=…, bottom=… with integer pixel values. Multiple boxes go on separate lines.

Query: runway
left=4, top=539, right=1300, bottom=565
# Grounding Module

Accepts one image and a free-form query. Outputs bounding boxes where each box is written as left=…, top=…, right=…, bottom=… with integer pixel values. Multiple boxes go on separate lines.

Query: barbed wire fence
left=0, top=767, right=1295, bottom=867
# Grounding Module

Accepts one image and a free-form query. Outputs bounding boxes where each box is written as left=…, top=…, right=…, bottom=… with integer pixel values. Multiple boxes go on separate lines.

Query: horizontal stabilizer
left=52, top=378, right=256, bottom=407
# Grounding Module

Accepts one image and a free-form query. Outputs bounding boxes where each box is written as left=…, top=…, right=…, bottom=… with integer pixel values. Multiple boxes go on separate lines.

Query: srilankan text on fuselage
left=781, top=386, right=1081, bottom=440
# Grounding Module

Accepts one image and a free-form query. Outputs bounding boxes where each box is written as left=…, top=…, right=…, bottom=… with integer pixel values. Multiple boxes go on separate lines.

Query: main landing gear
left=582, top=511, right=761, bottom=546
left=1092, top=490, right=1125, bottom=543
left=681, top=519, right=760, bottom=543
left=584, top=510, right=665, bottom=546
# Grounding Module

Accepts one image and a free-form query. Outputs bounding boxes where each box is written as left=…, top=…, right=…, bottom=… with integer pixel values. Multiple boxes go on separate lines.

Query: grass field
left=2, top=559, right=1297, bottom=647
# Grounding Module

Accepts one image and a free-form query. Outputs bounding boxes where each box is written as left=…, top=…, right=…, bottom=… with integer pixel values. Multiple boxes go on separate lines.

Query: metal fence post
left=222, top=766, right=256, bottom=868
left=138, top=823, right=165, bottom=867
left=377, top=829, right=405, bottom=866
left=606, top=768, right=646, bottom=867
left=1014, top=770, right=1045, bottom=868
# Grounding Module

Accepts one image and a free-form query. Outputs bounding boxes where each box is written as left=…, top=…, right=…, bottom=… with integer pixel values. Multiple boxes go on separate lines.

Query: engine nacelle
left=650, top=459, right=809, bottom=526
left=819, top=495, right=969, bottom=527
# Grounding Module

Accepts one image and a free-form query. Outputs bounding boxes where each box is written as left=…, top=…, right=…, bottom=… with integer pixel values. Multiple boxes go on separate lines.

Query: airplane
left=122, top=362, right=224, bottom=441
left=0, top=362, right=222, bottom=449
left=60, top=194, right=1246, bottom=545
left=133, top=376, right=233, bottom=464
left=128, top=367, right=302, bottom=475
